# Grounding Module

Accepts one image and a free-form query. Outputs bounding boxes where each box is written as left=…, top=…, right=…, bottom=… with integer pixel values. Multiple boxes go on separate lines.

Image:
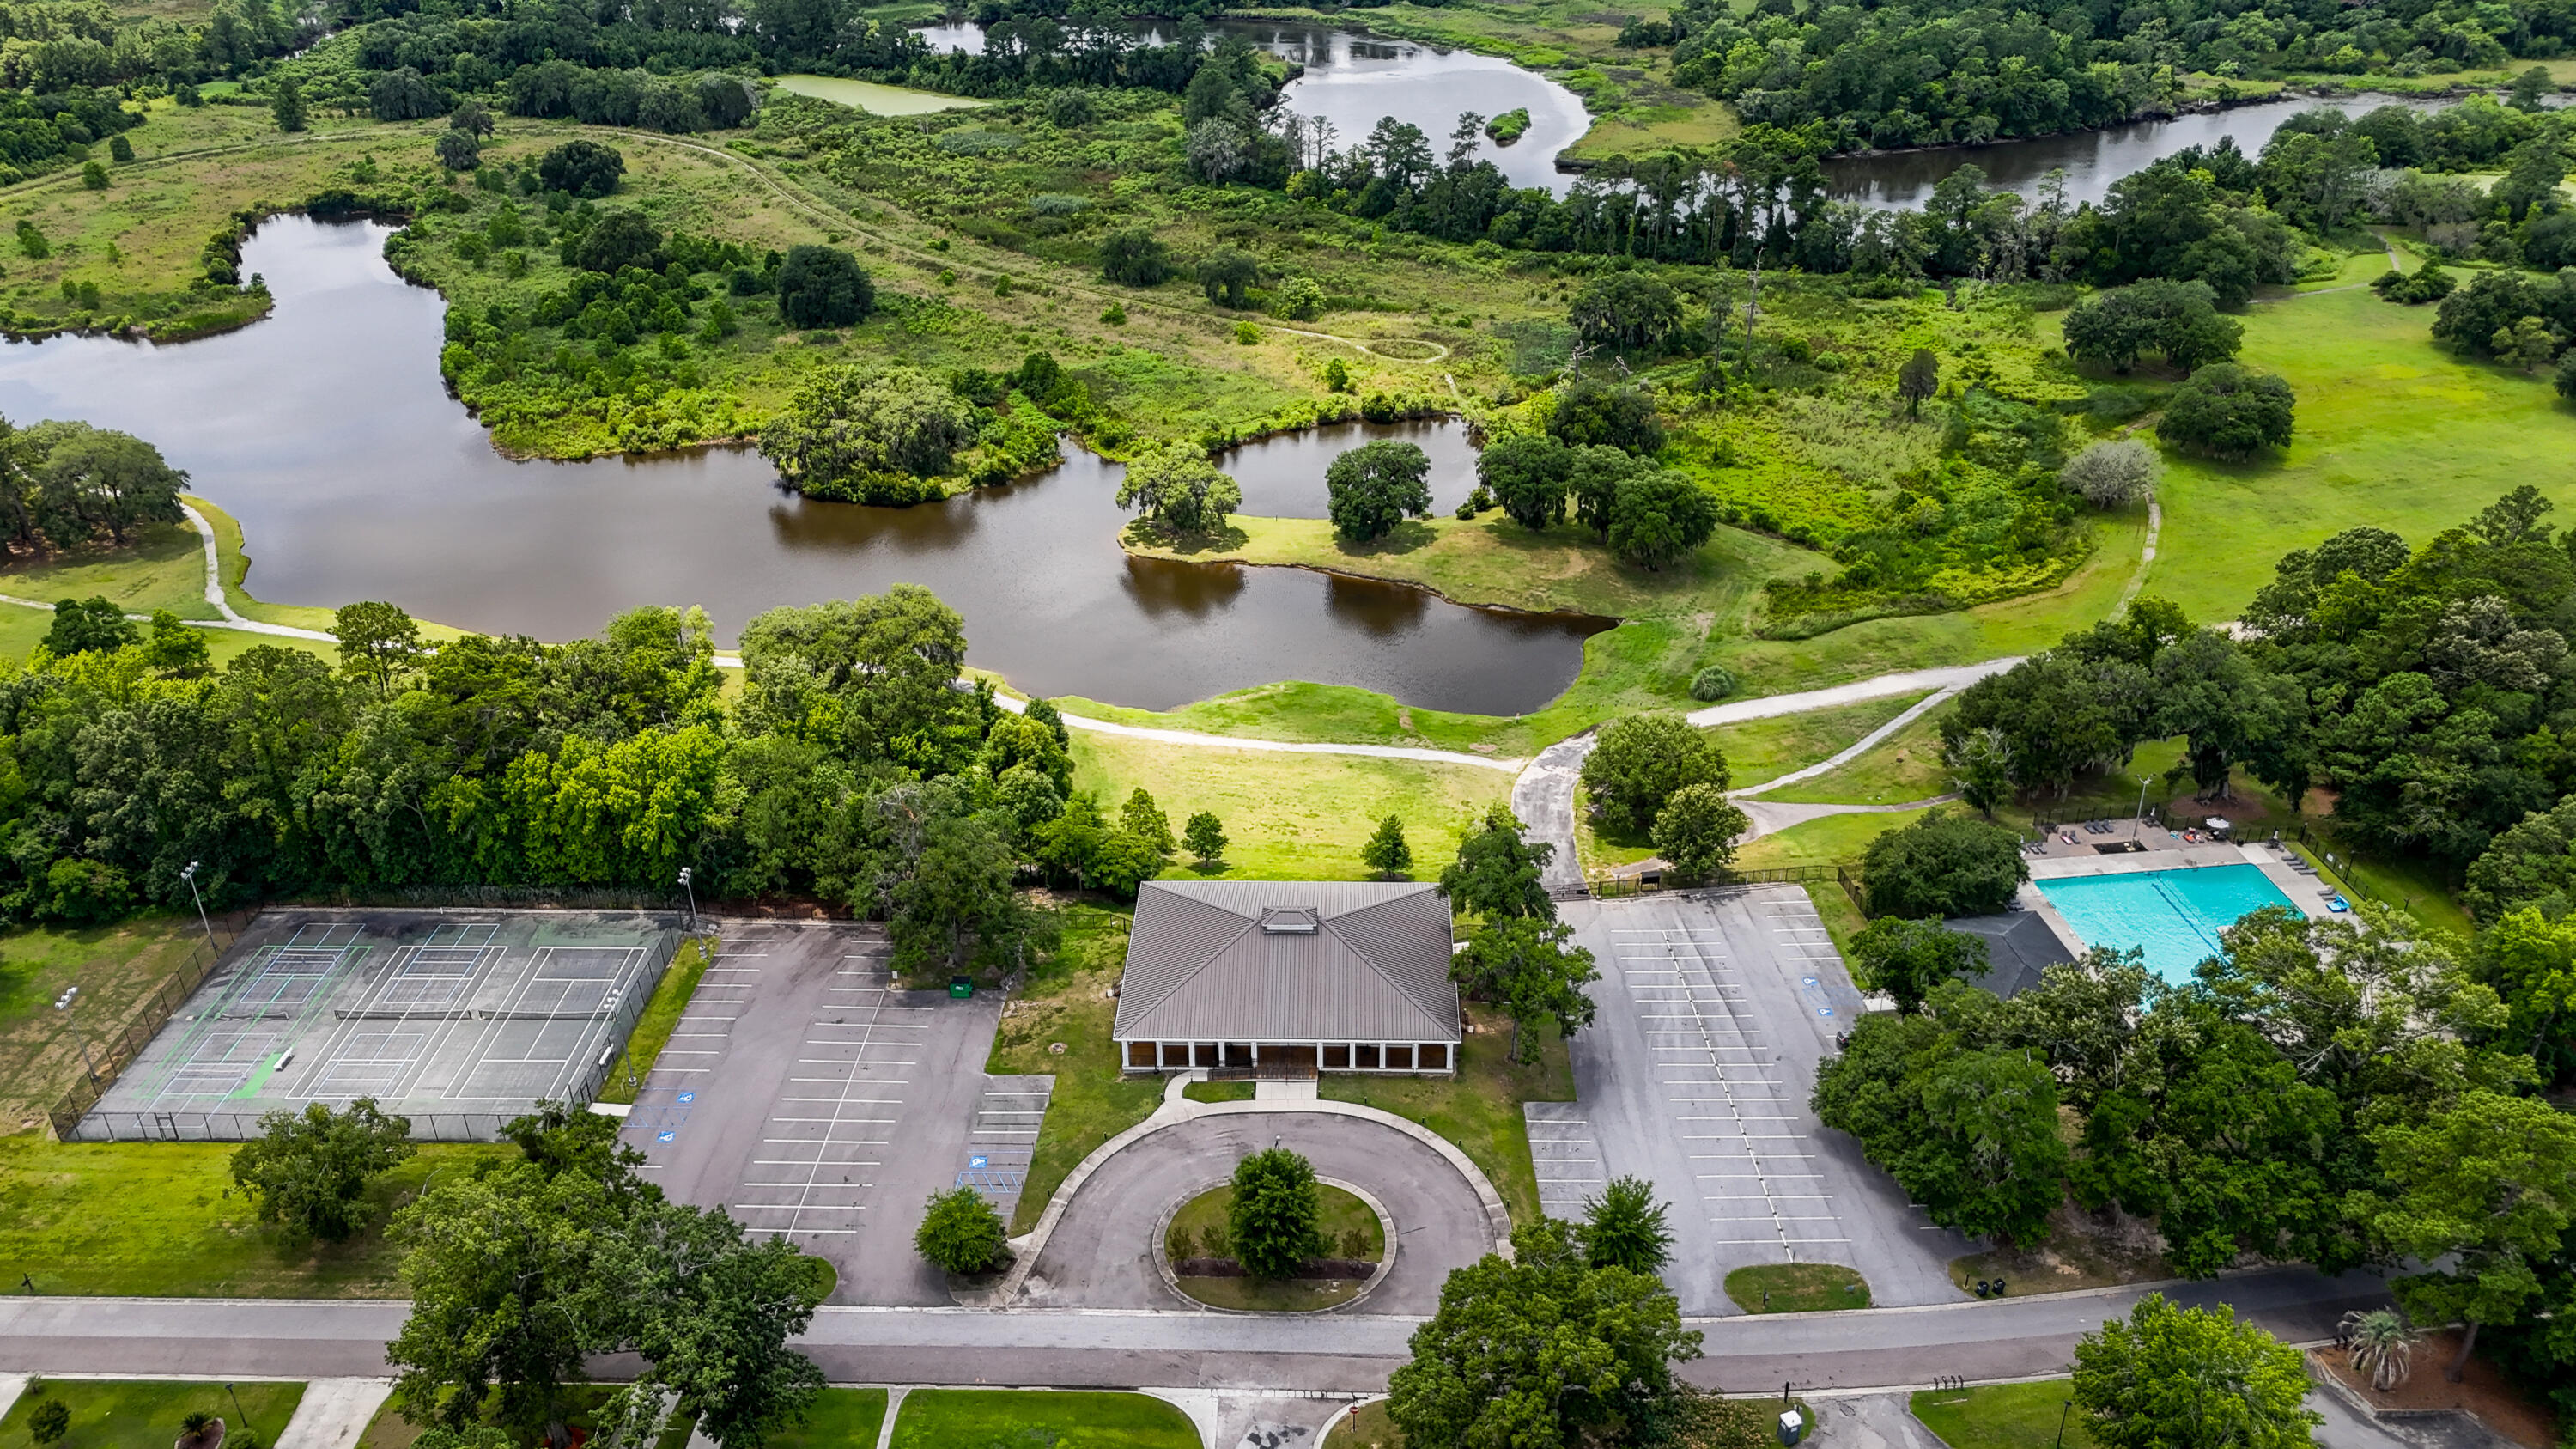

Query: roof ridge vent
left=1259, top=907, right=1319, bottom=935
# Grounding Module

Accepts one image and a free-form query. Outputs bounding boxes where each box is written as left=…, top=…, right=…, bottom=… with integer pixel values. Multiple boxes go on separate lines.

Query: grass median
left=890, top=1390, right=1196, bottom=1449
left=594, top=935, right=712, bottom=1105
left=0, top=1379, right=308, bottom=1449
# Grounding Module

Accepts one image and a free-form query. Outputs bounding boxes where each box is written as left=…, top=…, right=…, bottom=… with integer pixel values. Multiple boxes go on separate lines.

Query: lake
left=0, top=216, right=1604, bottom=715
left=1824, top=93, right=2456, bottom=209
left=911, top=18, right=1592, bottom=194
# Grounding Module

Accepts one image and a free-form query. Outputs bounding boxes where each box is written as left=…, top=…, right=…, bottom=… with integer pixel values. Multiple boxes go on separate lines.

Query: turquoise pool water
left=2034, top=865, right=2300, bottom=982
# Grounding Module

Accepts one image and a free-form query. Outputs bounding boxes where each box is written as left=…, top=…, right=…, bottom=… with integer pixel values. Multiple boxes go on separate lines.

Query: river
left=0, top=217, right=1604, bottom=715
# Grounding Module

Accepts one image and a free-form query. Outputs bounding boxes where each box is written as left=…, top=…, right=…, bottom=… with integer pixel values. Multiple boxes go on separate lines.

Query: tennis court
left=72, top=910, right=683, bottom=1142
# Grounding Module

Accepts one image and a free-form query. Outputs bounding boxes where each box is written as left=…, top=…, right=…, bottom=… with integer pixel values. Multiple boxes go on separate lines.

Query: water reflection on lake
left=1221, top=418, right=1479, bottom=520
left=1825, top=93, right=2454, bottom=209
left=0, top=216, right=1604, bottom=715
left=909, top=19, right=1591, bottom=193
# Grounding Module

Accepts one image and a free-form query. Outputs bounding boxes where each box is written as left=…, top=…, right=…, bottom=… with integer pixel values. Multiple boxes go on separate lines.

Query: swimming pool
left=2033, top=865, right=2300, bottom=982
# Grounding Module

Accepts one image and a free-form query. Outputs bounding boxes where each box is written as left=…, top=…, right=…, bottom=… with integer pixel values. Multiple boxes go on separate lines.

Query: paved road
left=618, top=921, right=1009, bottom=1306
left=1512, top=661, right=2024, bottom=889
left=1019, top=1112, right=1492, bottom=1315
left=1555, top=890, right=1968, bottom=1314
left=0, top=1266, right=2391, bottom=1391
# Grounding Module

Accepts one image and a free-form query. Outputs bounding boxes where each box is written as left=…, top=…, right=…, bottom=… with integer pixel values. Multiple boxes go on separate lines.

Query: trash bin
left=948, top=976, right=974, bottom=999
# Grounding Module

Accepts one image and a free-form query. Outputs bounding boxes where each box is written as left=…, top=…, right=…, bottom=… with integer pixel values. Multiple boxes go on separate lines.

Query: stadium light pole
left=677, top=867, right=696, bottom=931
left=53, top=985, right=98, bottom=1087
left=179, top=860, right=214, bottom=949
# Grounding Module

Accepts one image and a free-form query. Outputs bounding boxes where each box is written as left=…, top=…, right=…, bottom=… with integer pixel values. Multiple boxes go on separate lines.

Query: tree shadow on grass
left=1332, top=520, right=1439, bottom=557
left=1124, top=520, right=1250, bottom=556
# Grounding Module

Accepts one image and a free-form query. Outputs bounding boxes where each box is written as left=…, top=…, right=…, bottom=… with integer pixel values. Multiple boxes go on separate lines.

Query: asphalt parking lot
left=1552, top=887, right=1971, bottom=1312
left=620, top=920, right=1018, bottom=1306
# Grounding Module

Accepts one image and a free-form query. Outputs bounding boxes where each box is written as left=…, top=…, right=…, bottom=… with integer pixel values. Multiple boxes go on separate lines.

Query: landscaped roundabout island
left=1159, top=1168, right=1392, bottom=1312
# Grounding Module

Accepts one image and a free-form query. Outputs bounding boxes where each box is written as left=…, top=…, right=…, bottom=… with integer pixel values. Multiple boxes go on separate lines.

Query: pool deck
left=2008, top=825, right=2344, bottom=965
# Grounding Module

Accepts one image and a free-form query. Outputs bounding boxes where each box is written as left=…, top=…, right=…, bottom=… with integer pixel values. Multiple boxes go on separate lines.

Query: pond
left=1824, top=92, right=2454, bottom=210
left=1221, top=418, right=1480, bottom=521
left=0, top=216, right=1605, bottom=715
left=909, top=19, right=1592, bottom=194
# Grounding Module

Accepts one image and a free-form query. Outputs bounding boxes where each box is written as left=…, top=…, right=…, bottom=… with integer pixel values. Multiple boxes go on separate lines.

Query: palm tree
left=2342, top=1308, right=2421, bottom=1392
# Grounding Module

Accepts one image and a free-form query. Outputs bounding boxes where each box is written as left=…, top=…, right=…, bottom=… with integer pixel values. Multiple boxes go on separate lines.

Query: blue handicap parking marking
left=1818, top=1006, right=1835, bottom=1017
left=968, top=1154, right=988, bottom=1171
left=676, top=1091, right=696, bottom=1105
left=1801, top=976, right=1819, bottom=987
left=657, top=1130, right=676, bottom=1143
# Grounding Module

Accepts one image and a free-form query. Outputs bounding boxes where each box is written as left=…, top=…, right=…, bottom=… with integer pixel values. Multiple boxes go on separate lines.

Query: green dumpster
left=948, top=976, right=974, bottom=999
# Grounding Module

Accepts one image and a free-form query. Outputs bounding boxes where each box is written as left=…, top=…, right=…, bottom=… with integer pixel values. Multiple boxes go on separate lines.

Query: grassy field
left=1723, top=1262, right=1872, bottom=1312
left=0, top=523, right=222, bottom=622
left=1327, top=1401, right=1401, bottom=1449
left=991, top=904, right=1164, bottom=1233
left=594, top=935, right=711, bottom=1105
left=0, top=915, right=212, bottom=1134
left=1735, top=808, right=1934, bottom=872
left=773, top=74, right=989, bottom=114
left=1716, top=692, right=1933, bottom=790
left=889, top=1391, right=1199, bottom=1449
left=0, top=1136, right=513, bottom=1296
left=2142, top=283, right=2576, bottom=625
left=1762, top=699, right=1955, bottom=805
left=1066, top=731, right=1510, bottom=880
left=1911, top=1382, right=2093, bottom=1449
left=762, top=1389, right=889, bottom=1449
left=1321, top=1002, right=1572, bottom=1227
left=0, top=1379, right=308, bottom=1449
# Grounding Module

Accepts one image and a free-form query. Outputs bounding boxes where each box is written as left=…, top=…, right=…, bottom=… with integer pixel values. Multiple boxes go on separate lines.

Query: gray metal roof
left=1114, top=881, right=1461, bottom=1044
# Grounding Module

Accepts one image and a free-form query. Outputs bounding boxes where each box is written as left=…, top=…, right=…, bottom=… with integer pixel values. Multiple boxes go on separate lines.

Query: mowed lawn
left=1066, top=731, right=1510, bottom=881
left=889, top=1390, right=1199, bottom=1449
left=0, top=1136, right=513, bottom=1296
left=0, top=916, right=217, bottom=1133
left=1911, top=1382, right=2093, bottom=1449
left=2145, top=285, right=2576, bottom=624
left=0, top=1379, right=309, bottom=1449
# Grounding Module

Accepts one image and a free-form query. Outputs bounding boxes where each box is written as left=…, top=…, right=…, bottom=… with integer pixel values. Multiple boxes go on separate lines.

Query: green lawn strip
left=1762, top=699, right=1956, bottom=805
left=0, top=1379, right=308, bottom=1449
left=594, top=935, right=712, bottom=1105
left=1181, top=1081, right=1255, bottom=1103
left=1723, top=1262, right=1871, bottom=1312
left=1325, top=1400, right=1400, bottom=1449
left=0, top=1136, right=513, bottom=1296
left=2293, top=837, right=2473, bottom=936
left=993, top=905, right=1163, bottom=1235
left=760, top=1388, right=888, bottom=1449
left=1735, top=808, right=1935, bottom=873
left=1716, top=692, right=1934, bottom=790
left=0, top=522, right=220, bottom=621
left=890, top=1390, right=1197, bottom=1449
left=1066, top=730, right=1510, bottom=882
left=2137, top=284, right=2576, bottom=628
left=0, top=915, right=212, bottom=1132
left=1910, top=1381, right=2093, bottom=1449
left=1319, top=1004, right=1572, bottom=1228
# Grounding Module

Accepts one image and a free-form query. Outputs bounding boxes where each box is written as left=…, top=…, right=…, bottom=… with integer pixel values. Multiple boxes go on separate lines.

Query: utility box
left=948, top=976, right=974, bottom=999
left=1777, top=1409, right=1804, bottom=1446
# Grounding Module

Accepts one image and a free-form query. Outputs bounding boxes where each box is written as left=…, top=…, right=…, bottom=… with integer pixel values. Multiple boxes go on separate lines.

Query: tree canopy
left=757, top=365, right=981, bottom=503
left=775, top=246, right=873, bottom=328
left=1580, top=711, right=1731, bottom=837
left=1857, top=809, right=2027, bottom=918
left=1324, top=440, right=1433, bottom=542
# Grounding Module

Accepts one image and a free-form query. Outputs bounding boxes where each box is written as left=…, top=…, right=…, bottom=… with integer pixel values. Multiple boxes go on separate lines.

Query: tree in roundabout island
left=2071, top=1294, right=2319, bottom=1448
left=230, top=1097, right=416, bottom=1243
left=1229, top=1148, right=1327, bottom=1281
left=1326, top=440, right=1433, bottom=542
left=1388, top=1218, right=1701, bottom=1447
left=1858, top=809, right=2028, bottom=918
left=775, top=246, right=873, bottom=330
left=915, top=1185, right=1009, bottom=1275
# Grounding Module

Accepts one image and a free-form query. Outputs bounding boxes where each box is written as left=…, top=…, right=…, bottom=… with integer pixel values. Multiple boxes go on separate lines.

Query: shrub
left=1272, top=276, right=1325, bottom=320
left=28, top=1401, right=68, bottom=1446
left=1689, top=665, right=1735, bottom=701
left=915, top=1185, right=1007, bottom=1273
left=537, top=139, right=623, bottom=198
left=776, top=246, right=872, bottom=328
left=1098, top=228, right=1171, bottom=286
left=572, top=210, right=661, bottom=273
left=2158, top=363, right=2295, bottom=459
left=1858, top=808, right=2027, bottom=918
left=2061, top=438, right=2160, bottom=507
